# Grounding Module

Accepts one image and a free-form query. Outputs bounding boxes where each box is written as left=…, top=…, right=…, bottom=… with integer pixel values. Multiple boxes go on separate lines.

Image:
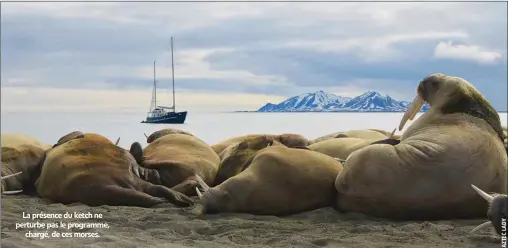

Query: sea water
left=1, top=112, right=507, bottom=148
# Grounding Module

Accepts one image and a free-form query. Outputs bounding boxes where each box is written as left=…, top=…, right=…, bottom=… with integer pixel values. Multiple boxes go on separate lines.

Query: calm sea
left=1, top=112, right=507, bottom=149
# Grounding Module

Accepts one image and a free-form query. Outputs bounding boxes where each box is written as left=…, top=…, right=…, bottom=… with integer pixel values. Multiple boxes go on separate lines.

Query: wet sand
left=1, top=194, right=502, bottom=248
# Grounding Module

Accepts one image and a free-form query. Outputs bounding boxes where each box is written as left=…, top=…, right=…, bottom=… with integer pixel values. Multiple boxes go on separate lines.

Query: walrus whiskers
left=115, top=137, right=120, bottom=146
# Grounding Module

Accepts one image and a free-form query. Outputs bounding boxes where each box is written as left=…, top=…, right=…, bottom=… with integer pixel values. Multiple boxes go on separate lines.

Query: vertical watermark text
left=501, top=218, right=506, bottom=248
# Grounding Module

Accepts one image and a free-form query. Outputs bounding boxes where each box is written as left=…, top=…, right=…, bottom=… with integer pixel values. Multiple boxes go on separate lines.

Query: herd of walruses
left=1, top=73, right=507, bottom=237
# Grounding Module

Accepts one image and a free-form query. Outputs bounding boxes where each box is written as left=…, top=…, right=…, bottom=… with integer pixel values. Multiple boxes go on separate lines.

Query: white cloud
left=135, top=49, right=288, bottom=85
left=0, top=86, right=285, bottom=113
left=433, top=41, right=503, bottom=64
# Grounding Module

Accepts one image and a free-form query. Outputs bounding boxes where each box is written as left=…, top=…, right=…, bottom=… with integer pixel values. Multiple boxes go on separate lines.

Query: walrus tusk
left=389, top=128, right=396, bottom=139
left=194, top=174, right=210, bottom=191
left=1, top=171, right=23, bottom=180
left=399, top=95, right=425, bottom=131
left=471, top=221, right=492, bottom=233
left=3, top=190, right=23, bottom=195
left=144, top=133, right=148, bottom=138
left=471, top=184, right=494, bottom=203
left=115, top=137, right=120, bottom=146
left=195, top=187, right=203, bottom=198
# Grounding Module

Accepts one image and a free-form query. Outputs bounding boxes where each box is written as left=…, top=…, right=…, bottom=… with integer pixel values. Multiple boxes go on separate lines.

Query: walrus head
left=276, top=133, right=309, bottom=148
left=194, top=174, right=235, bottom=214
left=398, top=73, right=504, bottom=143
left=214, top=136, right=279, bottom=186
left=145, top=128, right=193, bottom=144
left=470, top=185, right=507, bottom=236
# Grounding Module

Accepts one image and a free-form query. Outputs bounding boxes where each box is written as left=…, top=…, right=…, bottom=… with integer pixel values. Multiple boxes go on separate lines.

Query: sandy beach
left=1, top=194, right=502, bottom=248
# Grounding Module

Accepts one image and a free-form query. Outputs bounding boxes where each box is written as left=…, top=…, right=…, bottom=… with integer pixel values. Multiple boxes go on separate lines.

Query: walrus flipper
left=129, top=142, right=144, bottom=164
left=136, top=179, right=194, bottom=207
left=90, top=185, right=167, bottom=207
left=369, top=138, right=401, bottom=146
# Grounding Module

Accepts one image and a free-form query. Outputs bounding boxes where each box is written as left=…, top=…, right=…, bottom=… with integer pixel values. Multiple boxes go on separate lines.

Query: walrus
left=1, top=133, right=51, bottom=195
left=334, top=73, right=507, bottom=220
left=309, top=128, right=396, bottom=145
left=194, top=145, right=343, bottom=216
left=144, top=128, right=194, bottom=144
left=211, top=133, right=308, bottom=155
left=308, top=137, right=383, bottom=161
left=214, top=135, right=284, bottom=185
left=470, top=185, right=507, bottom=236
left=132, top=131, right=220, bottom=196
left=35, top=131, right=194, bottom=207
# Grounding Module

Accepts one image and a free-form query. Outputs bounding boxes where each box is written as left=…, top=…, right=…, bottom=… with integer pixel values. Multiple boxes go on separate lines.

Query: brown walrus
left=335, top=73, right=507, bottom=220
left=211, top=133, right=308, bottom=155
left=194, top=145, right=343, bottom=216
left=35, top=131, right=194, bottom=207
left=1, top=133, right=51, bottom=195
left=144, top=128, right=195, bottom=144
left=132, top=130, right=220, bottom=196
left=214, top=135, right=284, bottom=185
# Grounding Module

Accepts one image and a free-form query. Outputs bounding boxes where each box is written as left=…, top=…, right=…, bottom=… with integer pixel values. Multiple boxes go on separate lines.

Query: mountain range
left=257, top=90, right=430, bottom=112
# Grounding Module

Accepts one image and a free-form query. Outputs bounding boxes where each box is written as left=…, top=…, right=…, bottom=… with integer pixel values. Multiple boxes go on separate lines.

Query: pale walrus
left=308, top=137, right=384, bottom=161
left=470, top=185, right=507, bottom=236
left=214, top=135, right=284, bottom=185
left=35, top=131, right=194, bottom=207
left=194, top=145, right=343, bottom=216
left=309, top=128, right=396, bottom=145
left=334, top=73, right=507, bottom=220
left=211, top=133, right=308, bottom=155
left=132, top=131, right=220, bottom=196
left=1, top=133, right=51, bottom=195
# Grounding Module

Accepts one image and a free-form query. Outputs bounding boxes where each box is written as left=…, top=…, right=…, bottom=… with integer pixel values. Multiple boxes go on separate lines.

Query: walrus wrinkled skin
left=309, top=128, right=396, bottom=145
left=133, top=131, right=220, bottom=196
left=214, top=135, right=284, bottom=185
left=334, top=73, right=507, bottom=220
left=211, top=133, right=308, bottom=155
left=35, top=132, right=194, bottom=207
left=309, top=137, right=383, bottom=161
left=194, top=146, right=343, bottom=216
left=470, top=185, right=507, bottom=236
left=145, top=128, right=194, bottom=144
left=1, top=134, right=51, bottom=195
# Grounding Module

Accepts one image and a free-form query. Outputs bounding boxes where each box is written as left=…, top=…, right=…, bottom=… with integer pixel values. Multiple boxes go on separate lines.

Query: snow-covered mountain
left=257, top=90, right=429, bottom=112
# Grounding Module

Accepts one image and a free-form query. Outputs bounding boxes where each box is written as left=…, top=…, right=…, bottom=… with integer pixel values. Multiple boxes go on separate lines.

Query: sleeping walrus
left=214, top=135, right=284, bottom=185
left=194, top=145, right=343, bottom=216
left=211, top=133, right=308, bottom=155
left=1, top=133, right=51, bottom=195
left=132, top=130, right=220, bottom=196
left=35, top=131, right=194, bottom=207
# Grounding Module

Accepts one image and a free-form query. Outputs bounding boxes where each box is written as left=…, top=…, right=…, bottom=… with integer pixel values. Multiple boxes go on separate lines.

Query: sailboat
left=142, top=37, right=187, bottom=124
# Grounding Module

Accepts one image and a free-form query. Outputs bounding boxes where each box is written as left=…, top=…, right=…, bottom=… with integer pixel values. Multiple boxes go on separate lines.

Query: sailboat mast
left=153, top=60, right=157, bottom=109
left=171, top=37, right=176, bottom=112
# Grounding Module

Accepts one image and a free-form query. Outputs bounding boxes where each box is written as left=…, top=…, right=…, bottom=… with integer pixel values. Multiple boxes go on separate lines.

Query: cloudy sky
left=1, top=1, right=507, bottom=113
